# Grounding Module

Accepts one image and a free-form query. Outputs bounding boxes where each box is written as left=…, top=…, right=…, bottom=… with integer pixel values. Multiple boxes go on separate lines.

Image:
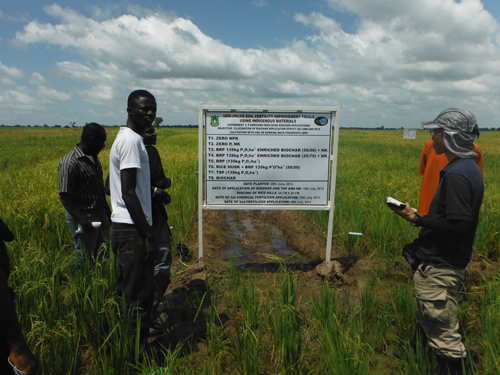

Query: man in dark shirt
left=58, top=123, right=111, bottom=269
left=389, top=109, right=483, bottom=375
left=142, top=125, right=173, bottom=300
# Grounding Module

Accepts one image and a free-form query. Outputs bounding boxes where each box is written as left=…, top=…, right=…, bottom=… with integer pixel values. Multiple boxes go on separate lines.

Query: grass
left=0, top=127, right=499, bottom=373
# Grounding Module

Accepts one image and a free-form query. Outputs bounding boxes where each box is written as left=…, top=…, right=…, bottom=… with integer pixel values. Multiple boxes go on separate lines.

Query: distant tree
left=69, top=121, right=76, bottom=128
left=43, top=124, right=49, bottom=128
left=153, top=117, right=163, bottom=129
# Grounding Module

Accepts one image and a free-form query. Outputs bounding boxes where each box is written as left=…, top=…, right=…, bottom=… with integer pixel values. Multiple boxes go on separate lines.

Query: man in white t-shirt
left=109, top=89, right=159, bottom=352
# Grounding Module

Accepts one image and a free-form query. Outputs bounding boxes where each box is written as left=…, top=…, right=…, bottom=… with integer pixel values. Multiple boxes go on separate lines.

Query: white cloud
left=6, top=1, right=500, bottom=127
left=35, top=86, right=71, bottom=102
left=29, top=72, right=47, bottom=86
left=0, top=62, right=24, bottom=85
left=0, top=9, right=30, bottom=22
left=253, top=0, right=269, bottom=8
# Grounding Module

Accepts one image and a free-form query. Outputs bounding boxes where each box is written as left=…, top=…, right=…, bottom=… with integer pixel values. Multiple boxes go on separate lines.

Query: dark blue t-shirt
left=414, top=157, right=484, bottom=268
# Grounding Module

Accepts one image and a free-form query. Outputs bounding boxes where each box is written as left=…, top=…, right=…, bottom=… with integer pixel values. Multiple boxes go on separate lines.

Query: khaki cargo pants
left=414, top=262, right=467, bottom=359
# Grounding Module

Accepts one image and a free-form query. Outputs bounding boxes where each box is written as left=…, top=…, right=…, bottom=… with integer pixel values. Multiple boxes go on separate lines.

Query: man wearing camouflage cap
left=389, top=109, right=484, bottom=374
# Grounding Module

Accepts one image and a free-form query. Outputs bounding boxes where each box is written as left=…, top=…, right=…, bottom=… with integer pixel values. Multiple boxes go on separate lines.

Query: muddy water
left=223, top=210, right=294, bottom=266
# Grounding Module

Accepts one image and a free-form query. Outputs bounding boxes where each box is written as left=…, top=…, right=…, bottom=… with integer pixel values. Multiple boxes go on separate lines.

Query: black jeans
left=112, top=223, right=154, bottom=341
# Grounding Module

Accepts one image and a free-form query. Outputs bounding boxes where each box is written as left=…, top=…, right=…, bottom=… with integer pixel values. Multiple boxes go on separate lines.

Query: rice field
left=0, top=127, right=499, bottom=374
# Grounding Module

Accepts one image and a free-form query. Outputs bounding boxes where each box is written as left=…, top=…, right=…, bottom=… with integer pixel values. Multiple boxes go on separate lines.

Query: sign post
left=198, top=105, right=341, bottom=261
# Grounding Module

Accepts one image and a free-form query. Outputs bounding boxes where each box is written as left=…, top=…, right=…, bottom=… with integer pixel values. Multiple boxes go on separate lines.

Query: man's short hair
left=81, top=122, right=105, bottom=143
left=128, top=90, right=156, bottom=108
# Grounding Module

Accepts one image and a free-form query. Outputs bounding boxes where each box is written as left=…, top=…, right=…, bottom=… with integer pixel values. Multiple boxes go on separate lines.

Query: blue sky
left=1, top=0, right=500, bottom=128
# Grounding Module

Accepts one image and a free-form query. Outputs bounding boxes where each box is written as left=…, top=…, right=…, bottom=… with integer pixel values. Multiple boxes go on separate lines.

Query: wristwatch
left=411, top=215, right=420, bottom=227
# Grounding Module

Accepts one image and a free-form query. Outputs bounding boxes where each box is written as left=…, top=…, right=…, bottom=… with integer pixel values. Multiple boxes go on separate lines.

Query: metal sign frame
left=198, top=104, right=341, bottom=262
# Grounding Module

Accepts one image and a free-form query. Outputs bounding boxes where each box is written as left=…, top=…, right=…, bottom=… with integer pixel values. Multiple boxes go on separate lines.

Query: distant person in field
left=142, top=125, right=173, bottom=301
left=0, top=218, right=41, bottom=375
left=388, top=109, right=483, bottom=375
left=418, top=139, right=483, bottom=215
left=58, top=123, right=111, bottom=269
left=109, top=90, right=159, bottom=354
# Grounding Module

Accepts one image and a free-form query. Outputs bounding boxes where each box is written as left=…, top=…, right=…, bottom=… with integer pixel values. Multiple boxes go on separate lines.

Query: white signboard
left=404, top=128, right=417, bottom=139
left=205, top=112, right=332, bottom=206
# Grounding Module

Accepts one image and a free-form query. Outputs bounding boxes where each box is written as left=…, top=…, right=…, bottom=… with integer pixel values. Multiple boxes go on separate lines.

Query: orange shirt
left=418, top=140, right=483, bottom=216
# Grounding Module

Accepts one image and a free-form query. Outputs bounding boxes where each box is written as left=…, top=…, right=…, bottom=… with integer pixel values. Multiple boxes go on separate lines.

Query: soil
left=148, top=209, right=499, bottom=374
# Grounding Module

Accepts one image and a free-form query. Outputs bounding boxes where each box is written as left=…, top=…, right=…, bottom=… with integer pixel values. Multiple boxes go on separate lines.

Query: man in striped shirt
left=58, top=122, right=111, bottom=269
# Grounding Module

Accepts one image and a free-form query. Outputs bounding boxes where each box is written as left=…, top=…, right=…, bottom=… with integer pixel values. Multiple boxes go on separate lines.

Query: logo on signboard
left=210, top=116, right=220, bottom=127
left=314, top=117, right=329, bottom=126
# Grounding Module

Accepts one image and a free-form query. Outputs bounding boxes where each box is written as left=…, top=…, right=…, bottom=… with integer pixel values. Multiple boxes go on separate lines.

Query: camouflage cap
left=421, top=108, right=480, bottom=159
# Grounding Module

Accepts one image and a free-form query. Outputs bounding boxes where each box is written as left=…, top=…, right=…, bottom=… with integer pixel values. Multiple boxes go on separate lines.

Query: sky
left=1, top=0, right=500, bottom=128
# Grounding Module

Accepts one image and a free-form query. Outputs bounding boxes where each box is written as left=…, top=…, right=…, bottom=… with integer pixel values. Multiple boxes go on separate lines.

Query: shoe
left=437, top=356, right=464, bottom=375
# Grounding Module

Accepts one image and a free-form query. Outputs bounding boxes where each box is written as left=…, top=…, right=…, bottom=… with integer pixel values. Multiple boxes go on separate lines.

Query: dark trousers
left=152, top=218, right=172, bottom=298
left=112, top=223, right=154, bottom=341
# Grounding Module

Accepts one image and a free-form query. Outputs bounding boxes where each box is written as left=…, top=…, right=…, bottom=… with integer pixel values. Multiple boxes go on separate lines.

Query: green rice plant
left=268, top=270, right=305, bottom=374
left=270, top=305, right=304, bottom=374
left=279, top=266, right=298, bottom=306
left=310, top=281, right=340, bottom=328
left=310, top=283, right=372, bottom=375
left=93, top=305, right=142, bottom=375
left=26, top=317, right=83, bottom=375
left=475, top=275, right=500, bottom=374
left=0, top=127, right=83, bottom=172
left=356, top=284, right=389, bottom=352
left=228, top=272, right=266, bottom=375
left=389, top=282, right=417, bottom=341
left=131, top=341, right=184, bottom=375
left=240, top=276, right=262, bottom=329
left=203, top=322, right=227, bottom=373
left=317, top=319, right=372, bottom=375
left=395, top=337, right=438, bottom=375
left=2, top=127, right=500, bottom=373
left=204, top=269, right=230, bottom=370
left=230, top=319, right=263, bottom=375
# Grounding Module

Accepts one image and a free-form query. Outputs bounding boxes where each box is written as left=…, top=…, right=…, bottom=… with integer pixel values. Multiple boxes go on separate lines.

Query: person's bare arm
left=59, top=193, right=95, bottom=233
left=152, top=187, right=171, bottom=205
left=388, top=202, right=417, bottom=222
left=121, top=168, right=158, bottom=259
left=121, top=168, right=153, bottom=238
left=104, top=173, right=111, bottom=196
